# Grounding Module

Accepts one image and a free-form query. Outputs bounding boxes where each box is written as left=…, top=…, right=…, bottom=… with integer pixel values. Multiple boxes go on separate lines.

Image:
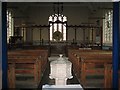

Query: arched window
left=103, top=10, right=113, bottom=45
left=49, top=14, right=67, bottom=41
left=7, top=10, right=14, bottom=43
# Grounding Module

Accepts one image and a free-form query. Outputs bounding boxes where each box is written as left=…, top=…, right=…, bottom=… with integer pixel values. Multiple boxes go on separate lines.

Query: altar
left=48, top=54, right=73, bottom=85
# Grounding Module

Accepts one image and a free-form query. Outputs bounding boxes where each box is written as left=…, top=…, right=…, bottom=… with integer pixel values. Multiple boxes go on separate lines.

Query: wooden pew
left=68, top=49, right=112, bottom=88
left=8, top=63, right=15, bottom=88
left=68, top=49, right=109, bottom=77
left=80, top=58, right=112, bottom=88
left=68, top=49, right=112, bottom=71
left=8, top=49, right=48, bottom=73
left=68, top=51, right=80, bottom=77
left=7, top=49, right=48, bottom=88
left=8, top=58, right=39, bottom=84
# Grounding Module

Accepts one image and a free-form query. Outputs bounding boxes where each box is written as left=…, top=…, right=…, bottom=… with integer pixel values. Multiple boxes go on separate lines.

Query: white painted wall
left=33, top=28, right=40, bottom=41
left=76, top=28, right=83, bottom=41
left=67, top=28, right=75, bottom=40
left=41, top=28, right=48, bottom=40
left=15, top=4, right=91, bottom=42
left=63, top=6, right=89, bottom=25
left=26, top=28, right=33, bottom=42
left=8, top=2, right=110, bottom=44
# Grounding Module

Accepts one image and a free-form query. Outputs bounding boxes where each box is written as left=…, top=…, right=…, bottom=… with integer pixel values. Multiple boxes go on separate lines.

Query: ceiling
left=7, top=2, right=113, bottom=22
left=7, top=2, right=113, bottom=11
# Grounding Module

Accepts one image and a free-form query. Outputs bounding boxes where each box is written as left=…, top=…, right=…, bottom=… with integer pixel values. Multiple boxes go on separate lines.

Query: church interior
left=6, top=2, right=119, bottom=89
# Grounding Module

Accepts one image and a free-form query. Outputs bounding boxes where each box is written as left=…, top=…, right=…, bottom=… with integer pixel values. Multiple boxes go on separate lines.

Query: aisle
left=38, top=56, right=80, bottom=89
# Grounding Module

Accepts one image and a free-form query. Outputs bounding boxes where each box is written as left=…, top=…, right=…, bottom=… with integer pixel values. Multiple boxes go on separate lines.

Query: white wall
left=33, top=28, right=40, bottom=41
left=76, top=28, right=83, bottom=41
left=26, top=28, right=33, bottom=42
left=41, top=28, right=48, bottom=40
left=10, top=2, right=106, bottom=43
left=63, top=6, right=89, bottom=25
left=68, top=28, right=75, bottom=40
left=26, top=4, right=90, bottom=42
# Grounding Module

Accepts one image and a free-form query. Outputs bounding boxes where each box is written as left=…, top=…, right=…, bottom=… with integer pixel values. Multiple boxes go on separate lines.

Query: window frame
left=103, top=10, right=113, bottom=45
left=49, top=14, right=67, bottom=41
left=7, top=10, right=13, bottom=43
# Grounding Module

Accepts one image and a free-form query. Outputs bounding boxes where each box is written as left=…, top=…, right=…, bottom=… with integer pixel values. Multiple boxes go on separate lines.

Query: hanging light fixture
left=49, top=2, right=67, bottom=41
left=53, top=2, right=64, bottom=24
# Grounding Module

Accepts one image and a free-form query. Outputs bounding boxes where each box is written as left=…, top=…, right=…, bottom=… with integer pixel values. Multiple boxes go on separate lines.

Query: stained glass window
left=103, top=10, right=113, bottom=44
left=49, top=14, right=67, bottom=41
left=7, top=10, right=13, bottom=43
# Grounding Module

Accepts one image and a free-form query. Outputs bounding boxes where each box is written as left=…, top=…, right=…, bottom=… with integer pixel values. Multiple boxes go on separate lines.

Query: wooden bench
left=68, top=49, right=112, bottom=88
left=8, top=57, right=40, bottom=88
left=7, top=49, right=48, bottom=88
left=80, top=57, right=112, bottom=88
left=8, top=49, right=48, bottom=73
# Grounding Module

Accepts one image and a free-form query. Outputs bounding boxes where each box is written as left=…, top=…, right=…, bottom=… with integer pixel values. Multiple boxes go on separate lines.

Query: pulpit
left=49, top=54, right=73, bottom=85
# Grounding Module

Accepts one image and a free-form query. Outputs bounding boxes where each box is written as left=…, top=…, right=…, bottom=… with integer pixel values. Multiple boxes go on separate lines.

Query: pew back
left=68, top=49, right=112, bottom=88
left=7, top=49, right=48, bottom=88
